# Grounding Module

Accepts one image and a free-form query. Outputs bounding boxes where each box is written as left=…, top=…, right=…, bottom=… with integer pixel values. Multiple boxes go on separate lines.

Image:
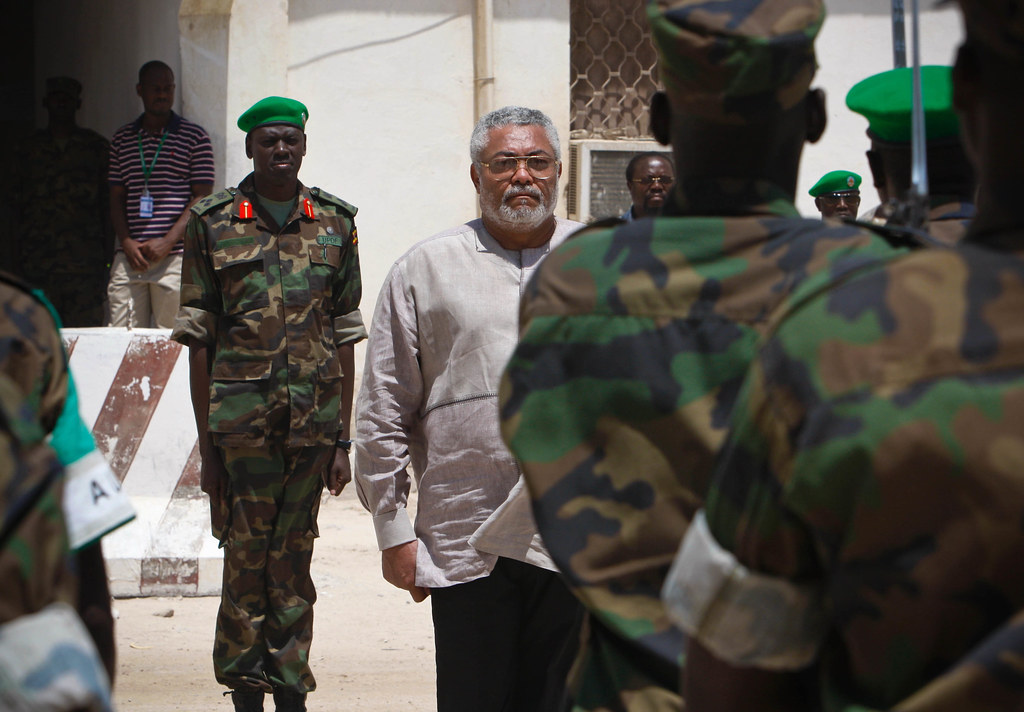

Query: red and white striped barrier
left=63, top=328, right=222, bottom=598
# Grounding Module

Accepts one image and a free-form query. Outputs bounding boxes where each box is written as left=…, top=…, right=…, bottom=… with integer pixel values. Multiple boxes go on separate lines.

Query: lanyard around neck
left=137, top=129, right=169, bottom=190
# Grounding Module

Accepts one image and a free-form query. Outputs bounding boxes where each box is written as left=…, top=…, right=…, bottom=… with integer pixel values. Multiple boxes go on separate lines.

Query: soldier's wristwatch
left=335, top=438, right=352, bottom=452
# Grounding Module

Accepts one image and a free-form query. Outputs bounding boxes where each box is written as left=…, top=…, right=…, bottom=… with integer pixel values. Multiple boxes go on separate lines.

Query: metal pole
left=892, top=0, right=907, bottom=68
left=908, top=0, right=929, bottom=226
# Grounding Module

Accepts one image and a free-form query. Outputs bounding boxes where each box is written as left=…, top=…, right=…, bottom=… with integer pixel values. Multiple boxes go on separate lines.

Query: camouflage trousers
left=213, top=441, right=331, bottom=694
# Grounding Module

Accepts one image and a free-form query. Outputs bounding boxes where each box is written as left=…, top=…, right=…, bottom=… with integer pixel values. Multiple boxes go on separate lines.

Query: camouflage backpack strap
left=309, top=187, right=357, bottom=218
left=191, top=187, right=236, bottom=217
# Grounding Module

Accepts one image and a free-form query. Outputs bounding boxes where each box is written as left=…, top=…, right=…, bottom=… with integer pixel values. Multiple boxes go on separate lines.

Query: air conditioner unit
left=566, top=139, right=672, bottom=223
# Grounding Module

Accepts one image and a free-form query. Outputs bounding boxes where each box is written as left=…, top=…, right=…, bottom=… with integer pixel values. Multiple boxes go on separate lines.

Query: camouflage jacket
left=499, top=180, right=911, bottom=711
left=10, top=127, right=111, bottom=278
left=666, top=233, right=1024, bottom=710
left=172, top=173, right=366, bottom=448
left=0, top=273, right=75, bottom=625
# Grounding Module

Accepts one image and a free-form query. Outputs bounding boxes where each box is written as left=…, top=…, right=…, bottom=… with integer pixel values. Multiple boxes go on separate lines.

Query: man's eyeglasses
left=631, top=176, right=674, bottom=187
left=480, top=155, right=558, bottom=180
left=820, top=191, right=861, bottom=206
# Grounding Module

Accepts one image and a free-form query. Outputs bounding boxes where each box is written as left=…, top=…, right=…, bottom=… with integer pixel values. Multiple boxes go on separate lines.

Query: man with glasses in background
left=354, top=105, right=583, bottom=712
left=809, top=169, right=862, bottom=219
left=622, top=152, right=675, bottom=220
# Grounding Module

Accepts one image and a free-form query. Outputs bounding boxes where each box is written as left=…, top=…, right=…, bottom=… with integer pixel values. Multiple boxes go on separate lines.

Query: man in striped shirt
left=108, top=60, right=214, bottom=328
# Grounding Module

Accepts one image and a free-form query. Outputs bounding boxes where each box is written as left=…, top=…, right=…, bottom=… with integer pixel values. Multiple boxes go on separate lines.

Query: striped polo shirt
left=109, top=111, right=215, bottom=254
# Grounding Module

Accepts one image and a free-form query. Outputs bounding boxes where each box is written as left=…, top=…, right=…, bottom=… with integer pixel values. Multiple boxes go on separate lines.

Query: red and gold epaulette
left=303, top=198, right=315, bottom=219
left=238, top=200, right=254, bottom=220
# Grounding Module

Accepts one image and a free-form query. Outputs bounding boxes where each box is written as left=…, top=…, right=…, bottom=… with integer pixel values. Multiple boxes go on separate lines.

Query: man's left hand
left=324, top=447, right=351, bottom=496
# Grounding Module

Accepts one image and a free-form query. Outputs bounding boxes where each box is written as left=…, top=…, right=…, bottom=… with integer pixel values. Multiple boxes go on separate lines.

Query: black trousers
left=431, top=557, right=583, bottom=712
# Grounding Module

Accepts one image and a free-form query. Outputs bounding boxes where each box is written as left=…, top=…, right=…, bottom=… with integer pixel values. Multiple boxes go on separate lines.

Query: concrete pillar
left=178, top=0, right=290, bottom=189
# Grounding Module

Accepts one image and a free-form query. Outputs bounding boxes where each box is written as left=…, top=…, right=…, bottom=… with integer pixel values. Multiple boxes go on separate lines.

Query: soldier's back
left=502, top=210, right=908, bottom=709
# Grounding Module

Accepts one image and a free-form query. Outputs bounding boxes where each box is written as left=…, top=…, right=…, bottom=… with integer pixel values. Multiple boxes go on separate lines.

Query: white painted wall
left=286, top=0, right=573, bottom=332
left=33, top=0, right=183, bottom=140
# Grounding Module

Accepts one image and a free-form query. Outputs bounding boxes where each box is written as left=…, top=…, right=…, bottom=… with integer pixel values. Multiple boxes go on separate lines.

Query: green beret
left=955, top=0, right=1024, bottom=63
left=808, top=170, right=861, bottom=197
left=46, top=76, right=81, bottom=99
left=647, top=0, right=824, bottom=125
left=845, top=66, right=958, bottom=143
left=237, top=96, right=308, bottom=133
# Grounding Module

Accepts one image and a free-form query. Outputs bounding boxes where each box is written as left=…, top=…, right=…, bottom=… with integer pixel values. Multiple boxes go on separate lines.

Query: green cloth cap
left=647, top=0, right=824, bottom=125
left=46, top=76, right=82, bottom=99
left=808, top=170, right=861, bottom=197
left=237, top=96, right=308, bottom=133
left=955, top=0, right=1024, bottom=62
left=845, top=65, right=958, bottom=143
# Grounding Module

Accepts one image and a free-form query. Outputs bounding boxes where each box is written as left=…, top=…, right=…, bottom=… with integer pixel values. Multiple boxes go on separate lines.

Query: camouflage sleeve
left=662, top=510, right=827, bottom=670
left=333, top=309, right=367, bottom=346
left=331, top=217, right=365, bottom=346
left=171, top=212, right=219, bottom=346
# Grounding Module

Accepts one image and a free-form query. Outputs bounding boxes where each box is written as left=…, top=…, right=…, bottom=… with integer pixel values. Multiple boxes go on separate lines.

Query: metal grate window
left=570, top=0, right=661, bottom=139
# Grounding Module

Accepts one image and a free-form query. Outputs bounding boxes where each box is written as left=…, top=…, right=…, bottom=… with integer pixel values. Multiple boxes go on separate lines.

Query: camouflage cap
left=808, top=169, right=861, bottom=197
left=237, top=96, right=308, bottom=133
left=45, top=76, right=82, bottom=99
left=954, top=0, right=1024, bottom=62
left=647, top=0, right=824, bottom=124
left=845, top=66, right=959, bottom=143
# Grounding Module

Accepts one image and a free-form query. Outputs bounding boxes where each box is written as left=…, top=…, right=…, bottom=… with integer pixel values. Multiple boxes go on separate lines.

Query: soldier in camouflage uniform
left=0, top=272, right=114, bottom=711
left=9, top=77, right=112, bottom=326
left=663, top=0, right=1024, bottom=709
left=846, top=65, right=976, bottom=245
left=498, top=2, right=919, bottom=710
left=172, top=97, right=366, bottom=712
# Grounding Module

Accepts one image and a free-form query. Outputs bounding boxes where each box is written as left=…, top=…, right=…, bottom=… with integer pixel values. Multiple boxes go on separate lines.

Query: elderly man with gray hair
left=354, top=106, right=583, bottom=711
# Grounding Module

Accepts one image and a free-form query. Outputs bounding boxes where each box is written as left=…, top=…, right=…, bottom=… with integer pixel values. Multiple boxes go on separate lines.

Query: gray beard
left=482, top=184, right=558, bottom=232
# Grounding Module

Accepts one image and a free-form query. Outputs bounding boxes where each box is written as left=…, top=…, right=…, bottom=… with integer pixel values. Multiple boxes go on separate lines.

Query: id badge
left=139, top=191, right=154, bottom=218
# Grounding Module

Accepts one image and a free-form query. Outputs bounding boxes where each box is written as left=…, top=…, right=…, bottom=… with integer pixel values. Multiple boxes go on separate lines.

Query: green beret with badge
left=809, top=170, right=862, bottom=197
left=845, top=66, right=958, bottom=143
left=646, top=0, right=824, bottom=124
left=237, top=96, right=309, bottom=133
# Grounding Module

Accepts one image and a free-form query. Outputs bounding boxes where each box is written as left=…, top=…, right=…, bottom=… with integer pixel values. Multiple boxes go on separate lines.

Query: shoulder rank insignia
left=238, top=200, right=254, bottom=220
left=192, top=188, right=235, bottom=217
left=309, top=187, right=358, bottom=218
left=303, top=197, right=315, bottom=220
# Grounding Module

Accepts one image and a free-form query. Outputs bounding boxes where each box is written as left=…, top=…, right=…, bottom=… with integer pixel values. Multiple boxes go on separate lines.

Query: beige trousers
left=107, top=252, right=182, bottom=328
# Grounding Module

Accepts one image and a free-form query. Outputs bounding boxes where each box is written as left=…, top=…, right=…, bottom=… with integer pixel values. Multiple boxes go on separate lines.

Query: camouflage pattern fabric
left=0, top=373, right=75, bottom=628
left=10, top=127, right=111, bottom=327
left=0, top=272, right=70, bottom=437
left=0, top=274, right=79, bottom=652
left=172, top=172, right=365, bottom=449
left=173, top=174, right=364, bottom=695
left=648, top=0, right=824, bottom=124
left=499, top=180, right=910, bottom=711
left=214, top=441, right=329, bottom=694
left=694, top=236, right=1024, bottom=710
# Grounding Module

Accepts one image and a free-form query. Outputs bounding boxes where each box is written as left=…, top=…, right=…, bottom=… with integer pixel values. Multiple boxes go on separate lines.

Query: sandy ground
left=112, top=488, right=436, bottom=711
